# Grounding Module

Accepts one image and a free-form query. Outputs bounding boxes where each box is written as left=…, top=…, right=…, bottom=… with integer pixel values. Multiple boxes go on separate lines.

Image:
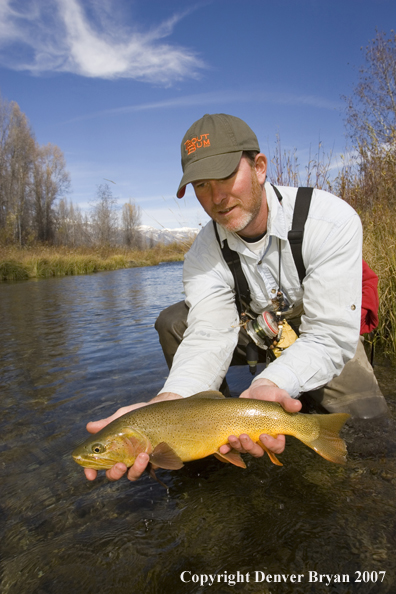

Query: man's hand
left=83, top=392, right=182, bottom=482
left=219, top=379, right=301, bottom=459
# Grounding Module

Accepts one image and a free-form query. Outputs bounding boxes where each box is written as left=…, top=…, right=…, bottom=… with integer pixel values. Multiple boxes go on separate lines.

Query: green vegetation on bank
left=0, top=242, right=189, bottom=282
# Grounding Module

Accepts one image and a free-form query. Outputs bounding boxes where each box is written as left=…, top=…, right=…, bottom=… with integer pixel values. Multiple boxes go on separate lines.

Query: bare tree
left=90, top=183, right=118, bottom=246
left=0, top=94, right=73, bottom=245
left=121, top=199, right=141, bottom=247
left=33, top=143, right=70, bottom=242
left=0, top=96, right=13, bottom=235
left=339, top=30, right=396, bottom=211
left=7, top=103, right=36, bottom=244
left=55, top=198, right=91, bottom=247
left=0, top=97, right=36, bottom=243
left=344, top=30, right=396, bottom=149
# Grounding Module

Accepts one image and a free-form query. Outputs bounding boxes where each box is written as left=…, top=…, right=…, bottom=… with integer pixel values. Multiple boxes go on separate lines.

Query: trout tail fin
left=300, top=413, right=350, bottom=464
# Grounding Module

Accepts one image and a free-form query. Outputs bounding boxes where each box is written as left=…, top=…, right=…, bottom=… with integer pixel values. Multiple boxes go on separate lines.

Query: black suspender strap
left=271, top=184, right=284, bottom=203
left=213, top=221, right=251, bottom=315
left=287, top=187, right=313, bottom=284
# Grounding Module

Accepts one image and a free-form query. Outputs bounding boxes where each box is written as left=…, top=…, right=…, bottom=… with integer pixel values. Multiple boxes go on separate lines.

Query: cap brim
left=176, top=151, right=242, bottom=198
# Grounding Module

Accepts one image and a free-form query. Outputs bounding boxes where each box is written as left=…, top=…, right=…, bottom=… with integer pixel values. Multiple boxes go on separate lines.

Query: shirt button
left=351, top=304, right=356, bottom=310
left=271, top=289, right=276, bottom=294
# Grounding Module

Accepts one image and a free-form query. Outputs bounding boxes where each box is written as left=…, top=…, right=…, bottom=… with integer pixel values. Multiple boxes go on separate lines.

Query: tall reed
left=336, top=144, right=396, bottom=358
left=361, top=208, right=396, bottom=356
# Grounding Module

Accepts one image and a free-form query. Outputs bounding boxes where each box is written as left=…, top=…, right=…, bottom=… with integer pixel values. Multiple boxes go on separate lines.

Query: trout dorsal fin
left=150, top=442, right=184, bottom=470
left=189, top=390, right=225, bottom=400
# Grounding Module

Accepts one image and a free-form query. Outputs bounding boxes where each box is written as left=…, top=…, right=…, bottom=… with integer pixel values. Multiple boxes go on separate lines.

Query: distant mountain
left=137, top=225, right=199, bottom=246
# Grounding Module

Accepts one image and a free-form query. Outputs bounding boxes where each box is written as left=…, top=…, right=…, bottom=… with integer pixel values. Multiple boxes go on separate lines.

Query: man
left=84, top=113, right=388, bottom=484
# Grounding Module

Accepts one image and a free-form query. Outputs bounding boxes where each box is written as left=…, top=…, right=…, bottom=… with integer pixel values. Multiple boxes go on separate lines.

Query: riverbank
left=0, top=243, right=190, bottom=281
left=1, top=230, right=395, bottom=358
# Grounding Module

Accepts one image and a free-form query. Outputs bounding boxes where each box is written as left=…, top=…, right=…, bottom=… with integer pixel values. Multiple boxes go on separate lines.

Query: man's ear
left=254, top=153, right=267, bottom=184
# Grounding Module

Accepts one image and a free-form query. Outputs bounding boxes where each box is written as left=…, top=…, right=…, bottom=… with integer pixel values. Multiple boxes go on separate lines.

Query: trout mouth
left=72, top=453, right=118, bottom=470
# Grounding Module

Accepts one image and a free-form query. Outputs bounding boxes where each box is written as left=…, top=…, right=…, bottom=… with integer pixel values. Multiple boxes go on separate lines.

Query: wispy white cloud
left=0, top=0, right=204, bottom=83
left=66, top=88, right=342, bottom=123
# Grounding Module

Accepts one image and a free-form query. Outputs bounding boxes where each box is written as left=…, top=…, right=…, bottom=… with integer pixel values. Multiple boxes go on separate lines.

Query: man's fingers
left=84, top=468, right=98, bottom=481
left=219, top=433, right=286, bottom=458
left=259, top=433, right=286, bottom=454
left=238, top=434, right=266, bottom=457
left=126, top=453, right=150, bottom=481
left=86, top=409, right=131, bottom=434
left=279, top=396, right=302, bottom=413
left=86, top=403, right=150, bottom=435
left=219, top=434, right=265, bottom=458
left=86, top=419, right=108, bottom=434
left=106, top=463, right=128, bottom=481
left=82, top=454, right=150, bottom=483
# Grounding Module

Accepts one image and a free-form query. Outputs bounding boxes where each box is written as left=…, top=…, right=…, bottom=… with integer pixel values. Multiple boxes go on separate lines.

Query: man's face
left=192, top=155, right=267, bottom=237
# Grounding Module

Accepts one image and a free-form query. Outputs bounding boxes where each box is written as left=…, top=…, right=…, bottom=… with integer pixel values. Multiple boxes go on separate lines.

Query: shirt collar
left=265, top=182, right=288, bottom=240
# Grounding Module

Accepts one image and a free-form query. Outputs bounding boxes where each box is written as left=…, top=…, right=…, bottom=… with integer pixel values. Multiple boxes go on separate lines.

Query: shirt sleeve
left=160, top=228, right=240, bottom=397
left=255, top=211, right=363, bottom=397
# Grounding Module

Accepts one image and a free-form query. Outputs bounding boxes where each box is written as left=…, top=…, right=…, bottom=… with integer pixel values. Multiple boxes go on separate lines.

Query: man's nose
left=210, top=181, right=227, bottom=205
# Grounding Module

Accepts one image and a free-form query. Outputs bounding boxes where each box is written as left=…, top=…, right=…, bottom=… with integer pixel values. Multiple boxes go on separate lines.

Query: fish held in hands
left=72, top=391, right=350, bottom=481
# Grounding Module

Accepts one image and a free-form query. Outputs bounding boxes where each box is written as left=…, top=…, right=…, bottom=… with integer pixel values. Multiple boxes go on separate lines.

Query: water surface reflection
left=1, top=262, right=395, bottom=594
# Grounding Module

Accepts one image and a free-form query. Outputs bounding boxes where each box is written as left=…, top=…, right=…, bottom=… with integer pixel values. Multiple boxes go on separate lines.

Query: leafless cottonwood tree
left=345, top=30, right=396, bottom=148
left=121, top=199, right=142, bottom=247
left=0, top=98, right=36, bottom=243
left=339, top=30, right=396, bottom=211
left=0, top=93, right=70, bottom=244
left=90, top=183, right=119, bottom=247
left=33, top=143, right=70, bottom=242
left=56, top=198, right=90, bottom=246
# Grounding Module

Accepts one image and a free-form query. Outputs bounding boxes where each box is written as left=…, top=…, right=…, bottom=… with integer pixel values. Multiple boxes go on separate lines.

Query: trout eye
left=91, top=443, right=105, bottom=454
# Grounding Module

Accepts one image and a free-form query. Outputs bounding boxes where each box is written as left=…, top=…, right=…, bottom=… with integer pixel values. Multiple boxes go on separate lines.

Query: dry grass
left=0, top=242, right=191, bottom=281
left=361, top=208, right=396, bottom=356
left=336, top=143, right=396, bottom=357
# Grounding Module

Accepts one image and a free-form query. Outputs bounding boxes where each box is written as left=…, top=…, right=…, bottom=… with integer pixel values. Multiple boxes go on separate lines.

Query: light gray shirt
left=161, top=182, right=362, bottom=398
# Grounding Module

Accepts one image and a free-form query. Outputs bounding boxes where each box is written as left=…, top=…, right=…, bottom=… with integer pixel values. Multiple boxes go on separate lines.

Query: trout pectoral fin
left=150, top=442, right=184, bottom=470
left=214, top=450, right=246, bottom=468
left=256, top=441, right=283, bottom=466
left=147, top=463, right=169, bottom=489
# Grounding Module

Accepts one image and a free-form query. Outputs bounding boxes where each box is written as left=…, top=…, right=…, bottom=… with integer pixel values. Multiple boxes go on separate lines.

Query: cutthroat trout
left=72, top=391, right=350, bottom=477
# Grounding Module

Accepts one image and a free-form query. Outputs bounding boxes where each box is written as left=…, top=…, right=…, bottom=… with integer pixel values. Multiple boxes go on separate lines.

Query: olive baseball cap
left=176, top=113, right=260, bottom=198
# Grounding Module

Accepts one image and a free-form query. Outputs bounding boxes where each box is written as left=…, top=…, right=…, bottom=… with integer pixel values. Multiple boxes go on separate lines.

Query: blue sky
left=0, top=0, right=395, bottom=229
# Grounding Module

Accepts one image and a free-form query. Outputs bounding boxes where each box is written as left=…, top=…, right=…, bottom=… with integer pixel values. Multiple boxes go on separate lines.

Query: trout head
left=72, top=426, right=152, bottom=470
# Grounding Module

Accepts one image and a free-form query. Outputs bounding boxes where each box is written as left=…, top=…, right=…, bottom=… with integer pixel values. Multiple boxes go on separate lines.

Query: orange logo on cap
left=184, top=134, right=210, bottom=155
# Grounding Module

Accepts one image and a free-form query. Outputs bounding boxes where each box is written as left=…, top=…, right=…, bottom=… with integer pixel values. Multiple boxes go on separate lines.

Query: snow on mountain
left=137, top=225, right=199, bottom=246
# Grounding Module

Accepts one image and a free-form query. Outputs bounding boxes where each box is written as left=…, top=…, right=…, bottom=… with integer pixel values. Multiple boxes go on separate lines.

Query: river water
left=1, top=261, right=396, bottom=594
